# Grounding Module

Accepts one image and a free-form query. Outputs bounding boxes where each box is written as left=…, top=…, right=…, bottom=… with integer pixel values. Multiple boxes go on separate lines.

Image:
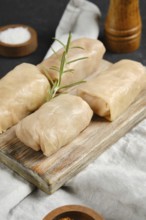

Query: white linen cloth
left=44, top=0, right=100, bottom=58
left=0, top=1, right=146, bottom=220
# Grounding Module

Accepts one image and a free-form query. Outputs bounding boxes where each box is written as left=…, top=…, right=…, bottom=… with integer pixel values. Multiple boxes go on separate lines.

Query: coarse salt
left=0, top=27, right=31, bottom=45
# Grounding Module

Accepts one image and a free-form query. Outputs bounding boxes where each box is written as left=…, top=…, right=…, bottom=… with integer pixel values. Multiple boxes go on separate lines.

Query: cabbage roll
left=77, top=60, right=146, bottom=121
left=0, top=63, right=49, bottom=133
left=15, top=94, right=93, bottom=156
left=38, top=38, right=105, bottom=86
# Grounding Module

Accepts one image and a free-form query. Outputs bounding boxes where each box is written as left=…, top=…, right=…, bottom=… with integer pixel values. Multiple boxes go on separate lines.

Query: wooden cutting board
left=0, top=60, right=146, bottom=194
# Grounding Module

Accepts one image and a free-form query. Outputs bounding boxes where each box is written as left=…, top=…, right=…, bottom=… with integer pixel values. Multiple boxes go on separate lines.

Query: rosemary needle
left=46, top=33, right=88, bottom=100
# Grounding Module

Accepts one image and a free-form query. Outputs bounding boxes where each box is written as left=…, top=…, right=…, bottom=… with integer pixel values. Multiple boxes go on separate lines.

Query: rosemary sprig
left=52, top=37, right=66, bottom=49
left=47, top=33, right=88, bottom=100
left=50, top=47, right=60, bottom=60
left=59, top=80, right=86, bottom=90
left=67, top=56, right=88, bottom=65
left=71, top=46, right=84, bottom=50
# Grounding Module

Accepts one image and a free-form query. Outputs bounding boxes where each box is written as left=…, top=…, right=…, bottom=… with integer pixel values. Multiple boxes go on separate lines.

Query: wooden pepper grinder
left=104, top=0, right=142, bottom=53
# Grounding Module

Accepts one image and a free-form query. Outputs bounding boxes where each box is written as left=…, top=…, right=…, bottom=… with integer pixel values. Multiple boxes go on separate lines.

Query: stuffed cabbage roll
left=38, top=38, right=105, bottom=86
left=15, top=94, right=93, bottom=156
left=77, top=60, right=146, bottom=121
left=0, top=63, right=49, bottom=133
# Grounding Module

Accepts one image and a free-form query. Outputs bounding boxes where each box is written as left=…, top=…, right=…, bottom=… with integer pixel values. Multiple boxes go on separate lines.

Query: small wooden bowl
left=0, top=24, right=38, bottom=57
left=43, top=205, right=104, bottom=220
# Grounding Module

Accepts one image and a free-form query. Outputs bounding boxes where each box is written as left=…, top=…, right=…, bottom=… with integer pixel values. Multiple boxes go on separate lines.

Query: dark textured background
left=0, top=0, right=146, bottom=78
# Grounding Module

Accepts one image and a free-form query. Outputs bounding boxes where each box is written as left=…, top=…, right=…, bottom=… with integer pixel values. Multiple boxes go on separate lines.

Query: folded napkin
left=6, top=120, right=146, bottom=220
left=0, top=0, right=101, bottom=218
left=44, top=0, right=101, bottom=58
left=0, top=164, right=35, bottom=219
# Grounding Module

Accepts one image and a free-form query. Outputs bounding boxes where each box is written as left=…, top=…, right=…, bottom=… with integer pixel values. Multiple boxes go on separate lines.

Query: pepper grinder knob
left=104, top=0, right=142, bottom=53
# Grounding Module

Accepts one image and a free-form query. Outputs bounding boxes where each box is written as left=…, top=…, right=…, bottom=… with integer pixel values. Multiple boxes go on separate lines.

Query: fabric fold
left=44, top=0, right=101, bottom=58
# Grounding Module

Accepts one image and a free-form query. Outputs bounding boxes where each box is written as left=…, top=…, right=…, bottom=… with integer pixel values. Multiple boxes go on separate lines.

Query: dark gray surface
left=0, top=0, right=146, bottom=77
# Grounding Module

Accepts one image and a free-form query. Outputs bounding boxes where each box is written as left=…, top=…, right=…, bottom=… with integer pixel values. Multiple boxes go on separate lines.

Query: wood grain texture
left=104, top=0, right=142, bottom=53
left=0, top=60, right=145, bottom=194
left=0, top=88, right=146, bottom=194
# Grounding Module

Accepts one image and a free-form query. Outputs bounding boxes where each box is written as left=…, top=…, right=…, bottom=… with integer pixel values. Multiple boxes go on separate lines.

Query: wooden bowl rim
left=0, top=24, right=38, bottom=57
left=0, top=24, right=37, bottom=47
left=43, top=205, right=104, bottom=220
